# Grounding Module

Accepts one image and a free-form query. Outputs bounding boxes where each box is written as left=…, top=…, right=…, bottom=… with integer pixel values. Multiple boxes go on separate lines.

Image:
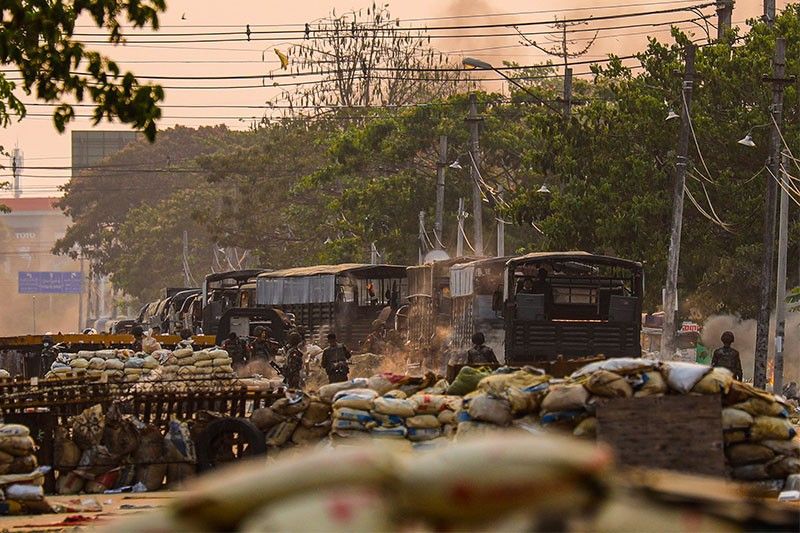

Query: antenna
left=11, top=147, right=23, bottom=198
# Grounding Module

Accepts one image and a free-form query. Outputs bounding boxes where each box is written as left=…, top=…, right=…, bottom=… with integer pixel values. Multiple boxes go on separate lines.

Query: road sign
left=18, top=272, right=83, bottom=294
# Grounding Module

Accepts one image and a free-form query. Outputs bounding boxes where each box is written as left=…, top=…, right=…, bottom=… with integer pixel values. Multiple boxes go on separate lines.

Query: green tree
left=0, top=0, right=165, bottom=139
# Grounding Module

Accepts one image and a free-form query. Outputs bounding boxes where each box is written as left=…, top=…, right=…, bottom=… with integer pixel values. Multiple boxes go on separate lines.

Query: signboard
left=680, top=321, right=701, bottom=333
left=18, top=272, right=83, bottom=294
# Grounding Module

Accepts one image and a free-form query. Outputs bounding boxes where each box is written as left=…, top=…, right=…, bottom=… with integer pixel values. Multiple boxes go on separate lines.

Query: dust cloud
left=701, top=314, right=800, bottom=384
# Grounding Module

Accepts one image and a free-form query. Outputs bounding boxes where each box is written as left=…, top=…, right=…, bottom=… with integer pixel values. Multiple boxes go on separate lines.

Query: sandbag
left=762, top=437, right=800, bottom=457
left=732, top=463, right=771, bottom=481
left=406, top=415, right=442, bottom=429
left=721, top=408, right=753, bottom=431
left=300, top=401, right=332, bottom=428
left=272, top=393, right=312, bottom=417
left=766, top=455, right=800, bottom=478
left=691, top=367, right=733, bottom=395
left=102, top=405, right=140, bottom=457
left=371, top=426, right=408, bottom=438
left=726, top=443, right=774, bottom=466
left=723, top=429, right=748, bottom=445
left=476, top=370, right=549, bottom=397
left=105, top=359, right=124, bottom=370
left=447, top=366, right=491, bottom=396
left=437, top=410, right=457, bottom=426
left=571, top=358, right=658, bottom=378
left=411, top=394, right=458, bottom=415
left=291, top=423, right=331, bottom=445
left=662, top=362, right=710, bottom=393
left=134, top=426, right=165, bottom=465
left=724, top=380, right=776, bottom=405
left=142, top=355, right=160, bottom=369
left=541, top=384, right=589, bottom=413
left=333, top=408, right=374, bottom=425
left=750, top=416, right=796, bottom=442
left=332, top=389, right=379, bottom=411
left=71, top=404, right=105, bottom=450
left=74, top=445, right=118, bottom=478
left=266, top=420, right=299, bottom=447
left=5, top=483, right=44, bottom=501
left=88, top=357, right=106, bottom=370
left=172, top=444, right=398, bottom=530
left=0, top=436, right=35, bottom=457
left=7, top=454, right=37, bottom=474
left=367, top=373, right=404, bottom=395
left=56, top=471, right=85, bottom=495
left=318, top=379, right=369, bottom=403
left=164, top=439, right=195, bottom=488
left=240, top=486, right=393, bottom=533
left=370, top=412, right=405, bottom=428
left=584, top=370, right=632, bottom=398
left=0, top=424, right=30, bottom=438
left=466, top=394, right=513, bottom=426
left=407, top=427, right=442, bottom=442
left=136, top=462, right=167, bottom=491
left=70, top=357, right=89, bottom=369
left=399, top=432, right=613, bottom=523
left=54, top=428, right=80, bottom=472
left=373, top=397, right=415, bottom=417
left=506, top=386, right=543, bottom=415
left=251, top=408, right=285, bottom=431
left=731, top=398, right=788, bottom=418
left=166, top=419, right=196, bottom=463
left=573, top=417, right=598, bottom=439
left=332, top=418, right=370, bottom=432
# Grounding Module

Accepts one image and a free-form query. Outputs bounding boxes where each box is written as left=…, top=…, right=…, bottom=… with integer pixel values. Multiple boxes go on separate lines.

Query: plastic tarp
left=257, top=275, right=336, bottom=305
left=450, top=265, right=474, bottom=298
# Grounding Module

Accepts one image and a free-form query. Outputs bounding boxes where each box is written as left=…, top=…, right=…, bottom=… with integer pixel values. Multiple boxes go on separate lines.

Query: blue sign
left=18, top=272, right=83, bottom=294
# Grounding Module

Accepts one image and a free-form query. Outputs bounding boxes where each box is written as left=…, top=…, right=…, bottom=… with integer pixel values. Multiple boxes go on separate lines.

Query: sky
left=0, top=0, right=786, bottom=196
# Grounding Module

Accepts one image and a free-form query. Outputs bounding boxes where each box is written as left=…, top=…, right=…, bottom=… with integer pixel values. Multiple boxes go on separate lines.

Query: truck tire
left=195, top=417, right=266, bottom=472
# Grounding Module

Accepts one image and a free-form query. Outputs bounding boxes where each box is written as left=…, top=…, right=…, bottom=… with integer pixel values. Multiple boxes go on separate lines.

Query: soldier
left=249, top=326, right=279, bottom=361
left=466, top=332, right=499, bottom=365
left=281, top=332, right=305, bottom=389
left=130, top=325, right=145, bottom=353
left=712, top=331, right=742, bottom=381
left=321, top=332, right=351, bottom=383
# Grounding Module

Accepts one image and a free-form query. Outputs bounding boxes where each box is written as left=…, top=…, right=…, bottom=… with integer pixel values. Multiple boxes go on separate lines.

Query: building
left=71, top=130, right=139, bottom=171
left=0, top=197, right=80, bottom=335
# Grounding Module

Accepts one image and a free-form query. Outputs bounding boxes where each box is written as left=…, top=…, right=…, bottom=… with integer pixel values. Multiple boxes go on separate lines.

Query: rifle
left=269, top=360, right=285, bottom=377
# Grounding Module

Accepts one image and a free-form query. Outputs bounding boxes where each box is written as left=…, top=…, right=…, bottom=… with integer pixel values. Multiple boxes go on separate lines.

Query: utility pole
left=182, top=229, right=191, bottom=286
left=434, top=135, right=447, bottom=249
left=418, top=211, right=426, bottom=265
left=716, top=0, right=734, bottom=40
left=661, top=44, right=696, bottom=360
left=563, top=67, right=573, bottom=118
left=754, top=37, right=789, bottom=389
left=763, top=0, right=775, bottom=25
left=774, top=153, right=790, bottom=391
left=78, top=255, right=85, bottom=331
left=497, top=185, right=505, bottom=257
left=456, top=198, right=466, bottom=258
left=467, top=93, right=483, bottom=255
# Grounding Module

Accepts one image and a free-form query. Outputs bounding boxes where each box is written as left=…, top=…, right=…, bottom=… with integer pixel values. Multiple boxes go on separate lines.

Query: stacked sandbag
left=331, top=388, right=379, bottom=440
left=0, top=423, right=50, bottom=514
left=262, top=392, right=311, bottom=448
left=209, top=348, right=235, bottom=378
left=370, top=392, right=415, bottom=440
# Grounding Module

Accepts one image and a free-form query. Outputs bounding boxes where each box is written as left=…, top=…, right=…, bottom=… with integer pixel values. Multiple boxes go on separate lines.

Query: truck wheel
left=195, top=417, right=266, bottom=472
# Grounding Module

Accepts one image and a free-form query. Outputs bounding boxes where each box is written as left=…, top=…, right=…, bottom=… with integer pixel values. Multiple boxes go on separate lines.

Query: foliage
left=0, top=0, right=166, bottom=139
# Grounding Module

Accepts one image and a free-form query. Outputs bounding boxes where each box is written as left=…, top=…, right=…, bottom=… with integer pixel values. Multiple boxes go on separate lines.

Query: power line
left=68, top=3, right=714, bottom=42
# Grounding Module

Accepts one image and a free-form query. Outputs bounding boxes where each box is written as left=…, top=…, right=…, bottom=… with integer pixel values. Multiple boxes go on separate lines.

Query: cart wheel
left=196, top=417, right=266, bottom=472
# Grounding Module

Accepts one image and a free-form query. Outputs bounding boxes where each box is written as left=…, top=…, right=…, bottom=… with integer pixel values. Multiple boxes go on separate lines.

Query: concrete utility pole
left=774, top=153, right=790, bottom=391
left=763, top=0, right=776, bottom=25
left=467, top=93, right=484, bottom=255
left=661, top=44, right=696, bottom=359
left=754, top=37, right=789, bottom=389
left=434, top=135, right=447, bottom=248
left=716, top=0, right=734, bottom=40
left=418, top=211, right=426, bottom=265
left=78, top=255, right=85, bottom=331
left=497, top=185, right=505, bottom=257
left=456, top=198, right=466, bottom=258
left=563, top=67, right=573, bottom=118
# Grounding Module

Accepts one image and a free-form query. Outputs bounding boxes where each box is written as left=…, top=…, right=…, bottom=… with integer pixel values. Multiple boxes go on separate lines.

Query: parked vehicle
left=503, top=252, right=643, bottom=366
left=255, top=264, right=408, bottom=347
left=201, top=270, right=266, bottom=335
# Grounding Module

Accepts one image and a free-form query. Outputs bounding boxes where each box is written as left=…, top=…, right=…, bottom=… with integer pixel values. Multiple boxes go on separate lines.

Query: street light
left=537, top=184, right=551, bottom=194
left=462, top=57, right=561, bottom=114
left=737, top=134, right=756, bottom=147
left=665, top=109, right=679, bottom=121
left=449, top=160, right=463, bottom=170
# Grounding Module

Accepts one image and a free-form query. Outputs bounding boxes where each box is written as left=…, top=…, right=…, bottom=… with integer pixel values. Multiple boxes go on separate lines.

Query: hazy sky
left=0, top=0, right=784, bottom=195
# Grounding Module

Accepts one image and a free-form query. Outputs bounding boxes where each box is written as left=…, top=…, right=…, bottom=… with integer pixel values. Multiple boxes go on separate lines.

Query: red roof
left=0, top=197, right=60, bottom=212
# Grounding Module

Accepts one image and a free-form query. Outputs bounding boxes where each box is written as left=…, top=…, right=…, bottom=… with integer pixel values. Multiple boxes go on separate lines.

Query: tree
left=266, top=4, right=471, bottom=113
left=0, top=0, right=166, bottom=139
left=54, top=125, right=237, bottom=274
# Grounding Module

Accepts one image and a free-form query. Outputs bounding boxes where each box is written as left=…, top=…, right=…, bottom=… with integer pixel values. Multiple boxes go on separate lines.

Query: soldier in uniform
left=712, top=331, right=742, bottom=380
left=321, top=332, right=351, bottom=383
left=280, top=331, right=305, bottom=389
left=466, top=332, right=499, bottom=365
